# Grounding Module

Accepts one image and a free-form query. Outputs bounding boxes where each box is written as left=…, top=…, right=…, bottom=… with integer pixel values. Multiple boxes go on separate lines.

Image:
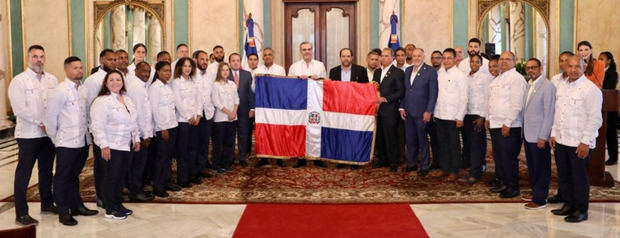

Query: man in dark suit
left=398, top=48, right=438, bottom=176
left=329, top=48, right=369, bottom=83
left=228, top=53, right=255, bottom=167
left=372, top=48, right=405, bottom=172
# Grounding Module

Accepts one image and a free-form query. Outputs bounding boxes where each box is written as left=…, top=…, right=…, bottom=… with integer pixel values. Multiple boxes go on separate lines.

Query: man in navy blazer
left=399, top=48, right=438, bottom=175
left=328, top=48, right=369, bottom=83
left=228, top=53, right=255, bottom=167
left=522, top=58, right=556, bottom=209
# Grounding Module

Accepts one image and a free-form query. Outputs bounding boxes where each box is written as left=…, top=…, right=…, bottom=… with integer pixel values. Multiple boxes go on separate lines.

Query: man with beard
left=430, top=51, right=443, bottom=71
left=9, top=45, right=59, bottom=226
left=193, top=50, right=216, bottom=176
left=329, top=48, right=369, bottom=83
left=366, top=49, right=381, bottom=81
left=393, top=47, right=410, bottom=71
left=84, top=49, right=123, bottom=207
left=458, top=38, right=490, bottom=75
left=405, top=43, right=416, bottom=66
left=115, top=49, right=130, bottom=80
left=207, top=45, right=226, bottom=81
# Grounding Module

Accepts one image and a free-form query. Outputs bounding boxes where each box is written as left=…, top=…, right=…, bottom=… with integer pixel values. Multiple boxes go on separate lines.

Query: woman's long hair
left=153, top=61, right=171, bottom=84
left=96, top=70, right=127, bottom=97
left=215, top=62, right=230, bottom=83
left=577, top=41, right=595, bottom=76
left=173, top=57, right=196, bottom=79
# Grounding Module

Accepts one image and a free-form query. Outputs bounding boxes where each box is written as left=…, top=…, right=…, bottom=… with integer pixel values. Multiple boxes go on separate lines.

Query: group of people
left=8, top=36, right=617, bottom=227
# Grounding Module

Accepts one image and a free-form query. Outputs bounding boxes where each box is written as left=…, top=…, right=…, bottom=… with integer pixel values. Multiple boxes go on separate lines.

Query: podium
left=590, top=89, right=618, bottom=187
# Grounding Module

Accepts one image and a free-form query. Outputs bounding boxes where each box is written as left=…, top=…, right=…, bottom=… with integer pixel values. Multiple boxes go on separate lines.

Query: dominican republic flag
left=254, top=76, right=378, bottom=164
left=242, top=13, right=261, bottom=70
left=388, top=13, right=400, bottom=51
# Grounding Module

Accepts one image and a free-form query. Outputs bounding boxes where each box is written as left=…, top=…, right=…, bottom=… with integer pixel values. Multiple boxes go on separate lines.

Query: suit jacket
left=373, top=65, right=405, bottom=116
left=228, top=69, right=255, bottom=117
left=602, top=68, right=618, bottom=90
left=399, top=63, right=438, bottom=118
left=523, top=78, right=556, bottom=143
left=329, top=64, right=369, bottom=83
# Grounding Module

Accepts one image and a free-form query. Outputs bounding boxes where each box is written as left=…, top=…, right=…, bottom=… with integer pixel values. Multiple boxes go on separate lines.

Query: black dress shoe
left=551, top=204, right=573, bottom=216
left=547, top=194, right=564, bottom=204
left=41, top=205, right=59, bottom=214
left=490, top=184, right=507, bottom=193
left=255, top=158, right=270, bottom=168
left=487, top=178, right=502, bottom=187
left=153, top=189, right=169, bottom=198
left=313, top=161, right=327, bottom=168
left=59, top=213, right=78, bottom=226
left=16, top=215, right=38, bottom=226
left=240, top=160, right=249, bottom=167
left=191, top=176, right=202, bottom=184
left=293, top=160, right=307, bottom=168
left=130, top=192, right=155, bottom=201
left=389, top=166, right=398, bottom=172
left=419, top=169, right=429, bottom=176
left=165, top=183, right=182, bottom=191
left=605, top=159, right=618, bottom=165
left=499, top=189, right=519, bottom=198
left=564, top=210, right=588, bottom=223
left=276, top=160, right=285, bottom=167
left=71, top=205, right=98, bottom=216
left=404, top=166, right=418, bottom=172
left=177, top=182, right=191, bottom=188
left=96, top=199, right=105, bottom=208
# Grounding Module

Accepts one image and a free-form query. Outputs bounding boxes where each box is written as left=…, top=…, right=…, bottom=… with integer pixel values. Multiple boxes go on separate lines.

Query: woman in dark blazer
left=599, top=51, right=618, bottom=165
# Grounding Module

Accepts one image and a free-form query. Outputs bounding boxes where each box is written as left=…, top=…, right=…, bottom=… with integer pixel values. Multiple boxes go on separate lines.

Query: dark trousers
left=489, top=129, right=505, bottom=183
left=606, top=112, right=618, bottom=162
left=196, top=117, right=213, bottom=173
left=128, top=139, right=150, bottom=196
left=524, top=142, right=551, bottom=205
left=494, top=127, right=522, bottom=192
left=151, top=128, right=177, bottom=191
left=463, top=115, right=487, bottom=179
left=14, top=138, right=55, bottom=217
left=214, top=122, right=235, bottom=170
left=176, top=122, right=200, bottom=184
left=427, top=119, right=440, bottom=169
left=555, top=144, right=592, bottom=213
left=404, top=115, right=430, bottom=169
left=435, top=118, right=461, bottom=174
left=54, top=146, right=88, bottom=215
left=234, top=115, right=251, bottom=162
left=376, top=113, right=400, bottom=167
left=92, top=143, right=105, bottom=202
left=103, top=150, right=131, bottom=213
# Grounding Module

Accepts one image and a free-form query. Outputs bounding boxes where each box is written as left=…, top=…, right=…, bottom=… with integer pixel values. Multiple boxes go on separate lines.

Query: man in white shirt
left=454, top=46, right=465, bottom=69
left=255, top=47, right=286, bottom=76
left=115, top=49, right=130, bottom=78
left=45, top=56, right=98, bottom=226
left=126, top=62, right=156, bottom=202
left=458, top=38, right=490, bottom=75
left=206, top=45, right=226, bottom=82
left=547, top=51, right=574, bottom=205
left=8, top=45, right=59, bottom=226
left=288, top=41, right=327, bottom=80
left=245, top=53, right=260, bottom=92
left=193, top=50, right=216, bottom=177
left=83, top=49, right=117, bottom=207
left=522, top=58, right=556, bottom=210
left=170, top=43, right=189, bottom=75
left=433, top=48, right=468, bottom=181
left=462, top=54, right=493, bottom=184
left=287, top=42, right=327, bottom=168
left=486, top=51, right=528, bottom=199
left=393, top=47, right=410, bottom=71
left=549, top=56, right=602, bottom=223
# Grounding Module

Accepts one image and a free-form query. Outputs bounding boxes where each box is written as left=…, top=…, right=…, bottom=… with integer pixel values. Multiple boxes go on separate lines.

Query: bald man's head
left=566, top=55, right=585, bottom=81
left=499, top=51, right=515, bottom=73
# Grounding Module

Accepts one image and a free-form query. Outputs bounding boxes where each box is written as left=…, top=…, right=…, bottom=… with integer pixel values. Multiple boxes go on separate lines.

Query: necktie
left=234, top=71, right=239, bottom=87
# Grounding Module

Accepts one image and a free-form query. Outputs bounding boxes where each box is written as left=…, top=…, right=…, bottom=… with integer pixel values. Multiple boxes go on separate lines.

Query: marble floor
left=0, top=140, right=618, bottom=237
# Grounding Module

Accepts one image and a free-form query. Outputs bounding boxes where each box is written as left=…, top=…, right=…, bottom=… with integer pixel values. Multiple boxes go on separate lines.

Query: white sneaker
left=105, top=211, right=127, bottom=220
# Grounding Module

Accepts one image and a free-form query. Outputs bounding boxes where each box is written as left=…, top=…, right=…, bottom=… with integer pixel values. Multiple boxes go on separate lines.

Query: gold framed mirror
left=93, top=0, right=165, bottom=65
left=477, top=0, right=550, bottom=75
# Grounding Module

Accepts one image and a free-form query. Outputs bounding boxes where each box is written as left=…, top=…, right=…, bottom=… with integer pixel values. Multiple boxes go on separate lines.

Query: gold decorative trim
left=67, top=0, right=72, bottom=56
left=85, top=0, right=89, bottom=69
left=573, top=0, right=578, bottom=50
left=5, top=0, right=14, bottom=79
left=449, top=0, right=454, bottom=46
left=554, top=0, right=559, bottom=74
left=236, top=0, right=239, bottom=53
left=92, top=0, right=165, bottom=63
left=170, top=0, right=174, bottom=51
left=20, top=0, right=26, bottom=69
left=188, top=0, right=192, bottom=51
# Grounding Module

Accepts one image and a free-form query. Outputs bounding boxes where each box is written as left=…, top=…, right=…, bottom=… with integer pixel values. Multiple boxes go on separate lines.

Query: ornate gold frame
left=92, top=0, right=165, bottom=62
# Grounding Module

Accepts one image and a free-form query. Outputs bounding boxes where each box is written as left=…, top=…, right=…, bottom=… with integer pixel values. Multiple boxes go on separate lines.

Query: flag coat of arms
left=254, top=76, right=378, bottom=164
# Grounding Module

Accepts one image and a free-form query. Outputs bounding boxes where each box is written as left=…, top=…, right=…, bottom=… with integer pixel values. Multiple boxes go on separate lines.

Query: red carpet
left=233, top=204, right=428, bottom=238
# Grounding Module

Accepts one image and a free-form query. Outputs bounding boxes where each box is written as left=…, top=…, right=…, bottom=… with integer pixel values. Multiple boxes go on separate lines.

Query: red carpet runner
left=233, top=204, right=428, bottom=238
